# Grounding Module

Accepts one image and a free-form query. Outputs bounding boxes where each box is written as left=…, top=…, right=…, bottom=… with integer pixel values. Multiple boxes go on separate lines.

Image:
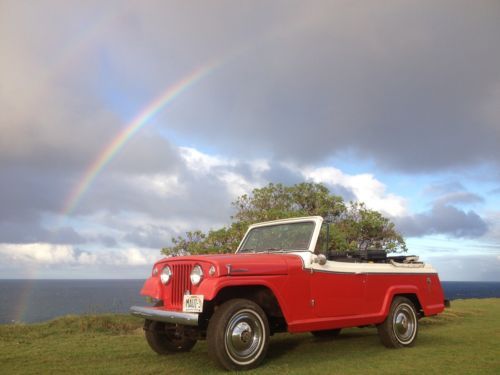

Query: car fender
left=379, top=285, right=423, bottom=319
left=197, top=276, right=291, bottom=322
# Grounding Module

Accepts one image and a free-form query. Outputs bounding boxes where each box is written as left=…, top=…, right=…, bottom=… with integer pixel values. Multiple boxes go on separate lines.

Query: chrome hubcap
left=225, top=310, right=264, bottom=364
left=393, top=304, right=416, bottom=344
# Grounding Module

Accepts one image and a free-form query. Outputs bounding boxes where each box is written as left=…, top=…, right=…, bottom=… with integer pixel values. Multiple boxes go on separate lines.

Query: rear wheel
left=377, top=296, right=418, bottom=348
left=207, top=299, right=270, bottom=371
left=144, top=320, right=197, bottom=354
left=311, top=329, right=341, bottom=338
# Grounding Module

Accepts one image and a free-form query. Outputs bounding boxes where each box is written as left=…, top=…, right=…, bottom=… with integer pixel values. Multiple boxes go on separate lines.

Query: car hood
left=155, top=253, right=301, bottom=276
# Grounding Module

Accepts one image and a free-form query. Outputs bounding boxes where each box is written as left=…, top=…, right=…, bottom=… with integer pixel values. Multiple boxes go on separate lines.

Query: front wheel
left=207, top=299, right=270, bottom=371
left=377, top=296, right=418, bottom=348
left=144, top=320, right=197, bottom=354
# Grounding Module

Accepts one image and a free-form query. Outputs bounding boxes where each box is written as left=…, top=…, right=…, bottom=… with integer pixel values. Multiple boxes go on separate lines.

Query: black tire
left=377, top=296, right=418, bottom=348
left=311, top=328, right=341, bottom=338
left=144, top=320, right=197, bottom=354
left=207, top=299, right=270, bottom=371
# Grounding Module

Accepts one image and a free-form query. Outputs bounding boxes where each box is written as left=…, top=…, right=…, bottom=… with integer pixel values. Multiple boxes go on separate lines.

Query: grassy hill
left=1, top=299, right=499, bottom=374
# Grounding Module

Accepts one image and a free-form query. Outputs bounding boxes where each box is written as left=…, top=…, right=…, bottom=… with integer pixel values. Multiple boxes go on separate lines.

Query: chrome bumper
left=130, top=306, right=199, bottom=326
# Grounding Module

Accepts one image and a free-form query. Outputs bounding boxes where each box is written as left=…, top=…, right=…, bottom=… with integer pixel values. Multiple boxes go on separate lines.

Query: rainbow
left=12, top=280, right=33, bottom=323
left=62, top=61, right=219, bottom=215
left=11, top=271, right=38, bottom=323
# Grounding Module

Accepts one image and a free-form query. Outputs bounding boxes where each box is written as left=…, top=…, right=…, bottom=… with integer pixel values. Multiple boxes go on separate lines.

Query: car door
left=310, top=261, right=366, bottom=317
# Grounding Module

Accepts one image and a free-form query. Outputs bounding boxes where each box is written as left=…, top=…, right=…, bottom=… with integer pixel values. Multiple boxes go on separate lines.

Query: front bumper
left=130, top=306, right=199, bottom=326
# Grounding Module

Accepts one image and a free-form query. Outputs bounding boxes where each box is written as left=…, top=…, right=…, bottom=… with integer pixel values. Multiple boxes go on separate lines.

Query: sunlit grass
left=1, top=299, right=499, bottom=374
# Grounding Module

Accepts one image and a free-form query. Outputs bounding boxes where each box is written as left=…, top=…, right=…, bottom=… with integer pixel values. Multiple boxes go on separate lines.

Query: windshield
left=238, top=221, right=315, bottom=253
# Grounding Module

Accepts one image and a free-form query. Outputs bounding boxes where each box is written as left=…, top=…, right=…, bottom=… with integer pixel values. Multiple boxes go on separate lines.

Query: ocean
left=0, top=280, right=499, bottom=324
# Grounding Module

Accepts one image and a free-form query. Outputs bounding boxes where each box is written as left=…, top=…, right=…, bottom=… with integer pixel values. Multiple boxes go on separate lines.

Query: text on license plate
left=183, top=295, right=204, bottom=313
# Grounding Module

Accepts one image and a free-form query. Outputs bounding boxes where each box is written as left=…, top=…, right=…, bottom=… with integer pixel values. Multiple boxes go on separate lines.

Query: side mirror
left=314, top=254, right=327, bottom=266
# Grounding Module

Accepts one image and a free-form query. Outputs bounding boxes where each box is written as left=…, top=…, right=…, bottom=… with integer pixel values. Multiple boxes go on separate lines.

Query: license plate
left=183, top=294, right=204, bottom=313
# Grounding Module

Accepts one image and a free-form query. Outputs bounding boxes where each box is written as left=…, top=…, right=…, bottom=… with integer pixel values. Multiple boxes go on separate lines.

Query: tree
left=161, top=182, right=407, bottom=256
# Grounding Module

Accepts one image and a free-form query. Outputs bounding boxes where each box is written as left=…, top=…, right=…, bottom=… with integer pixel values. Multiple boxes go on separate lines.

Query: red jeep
left=131, top=216, right=447, bottom=370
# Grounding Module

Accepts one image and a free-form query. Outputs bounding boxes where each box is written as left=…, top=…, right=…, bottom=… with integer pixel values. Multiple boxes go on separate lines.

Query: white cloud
left=119, top=248, right=160, bottom=266
left=180, top=146, right=255, bottom=198
left=77, top=251, right=98, bottom=265
left=0, top=243, right=161, bottom=267
left=160, top=147, right=409, bottom=218
left=133, top=174, right=182, bottom=197
left=218, top=171, right=254, bottom=198
left=180, top=146, right=409, bottom=218
left=249, top=159, right=271, bottom=174
left=302, top=166, right=408, bottom=217
left=482, top=210, right=500, bottom=243
left=180, top=147, right=236, bottom=174
left=0, top=243, right=80, bottom=265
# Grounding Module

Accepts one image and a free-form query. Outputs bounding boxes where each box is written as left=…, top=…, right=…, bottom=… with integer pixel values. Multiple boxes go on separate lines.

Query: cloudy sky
left=1, top=0, right=499, bottom=280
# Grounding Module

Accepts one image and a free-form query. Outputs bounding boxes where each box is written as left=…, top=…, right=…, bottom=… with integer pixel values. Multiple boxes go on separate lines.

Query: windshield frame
left=236, top=216, right=323, bottom=254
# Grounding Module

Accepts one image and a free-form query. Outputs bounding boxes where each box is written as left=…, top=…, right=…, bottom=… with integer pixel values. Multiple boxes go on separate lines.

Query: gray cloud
left=0, top=132, right=181, bottom=220
left=489, top=187, right=500, bottom=195
left=424, top=255, right=500, bottom=281
left=315, top=181, right=356, bottom=203
left=0, top=167, right=64, bottom=222
left=159, top=0, right=500, bottom=172
left=0, top=1, right=498, bottom=281
left=423, top=181, right=484, bottom=205
left=260, top=163, right=304, bottom=187
left=95, top=235, right=118, bottom=248
left=3, top=1, right=499, bottom=176
left=434, top=192, right=484, bottom=206
left=0, top=220, right=86, bottom=245
left=397, top=203, right=488, bottom=238
left=124, top=224, right=176, bottom=249
left=423, top=181, right=467, bottom=196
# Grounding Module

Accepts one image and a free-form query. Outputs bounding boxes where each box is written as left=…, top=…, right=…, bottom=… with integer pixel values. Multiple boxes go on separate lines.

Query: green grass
left=1, top=299, right=499, bottom=374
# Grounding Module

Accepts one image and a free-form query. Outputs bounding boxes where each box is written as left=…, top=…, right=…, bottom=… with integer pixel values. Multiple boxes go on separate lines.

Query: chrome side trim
left=130, top=306, right=199, bottom=326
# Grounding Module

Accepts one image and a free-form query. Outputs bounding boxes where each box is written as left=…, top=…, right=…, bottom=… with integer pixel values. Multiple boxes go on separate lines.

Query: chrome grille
left=171, top=264, right=192, bottom=308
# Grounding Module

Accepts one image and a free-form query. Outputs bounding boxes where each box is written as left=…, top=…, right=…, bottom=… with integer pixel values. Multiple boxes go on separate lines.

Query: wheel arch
left=209, top=284, right=288, bottom=333
left=380, top=286, right=424, bottom=319
left=395, top=293, right=423, bottom=317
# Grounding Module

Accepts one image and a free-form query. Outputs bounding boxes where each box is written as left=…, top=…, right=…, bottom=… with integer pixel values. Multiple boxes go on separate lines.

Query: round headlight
left=160, top=265, right=172, bottom=285
left=190, top=265, right=204, bottom=285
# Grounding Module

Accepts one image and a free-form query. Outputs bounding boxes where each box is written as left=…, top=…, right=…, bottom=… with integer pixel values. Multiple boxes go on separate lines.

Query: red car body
left=131, top=216, right=447, bottom=370
left=139, top=253, right=445, bottom=332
